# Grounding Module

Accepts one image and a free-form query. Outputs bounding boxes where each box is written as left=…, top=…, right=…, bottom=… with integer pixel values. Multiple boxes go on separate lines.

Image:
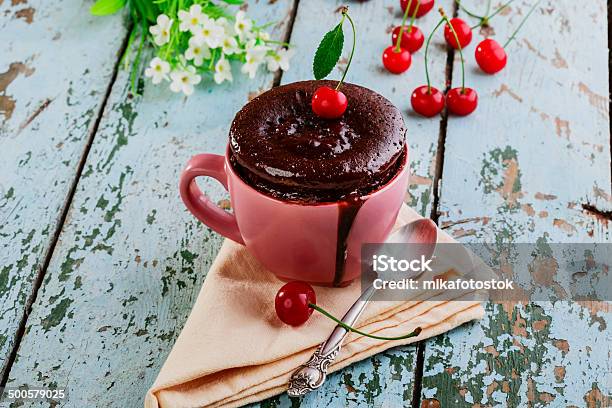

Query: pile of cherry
left=382, top=0, right=539, bottom=117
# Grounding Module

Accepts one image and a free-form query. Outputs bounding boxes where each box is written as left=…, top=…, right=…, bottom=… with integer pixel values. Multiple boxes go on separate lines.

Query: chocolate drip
left=333, top=195, right=364, bottom=286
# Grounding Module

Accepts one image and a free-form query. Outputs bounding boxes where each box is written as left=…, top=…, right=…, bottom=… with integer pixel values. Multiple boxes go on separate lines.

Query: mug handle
left=179, top=154, right=245, bottom=245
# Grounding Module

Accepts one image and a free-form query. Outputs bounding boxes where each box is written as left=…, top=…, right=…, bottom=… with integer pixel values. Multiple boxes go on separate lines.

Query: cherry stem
left=454, top=0, right=482, bottom=20
left=487, top=0, right=514, bottom=21
left=471, top=0, right=515, bottom=29
left=336, top=8, right=356, bottom=91
left=395, top=0, right=421, bottom=52
left=309, top=303, right=422, bottom=341
left=264, top=39, right=293, bottom=47
left=503, top=0, right=541, bottom=48
left=439, top=8, right=466, bottom=92
left=423, top=18, right=445, bottom=93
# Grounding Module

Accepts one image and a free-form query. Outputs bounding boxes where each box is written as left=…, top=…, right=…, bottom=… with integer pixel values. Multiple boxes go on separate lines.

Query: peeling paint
left=552, top=218, right=577, bottom=235
left=41, top=298, right=73, bottom=331
left=554, top=116, right=571, bottom=139
left=577, top=82, right=609, bottom=119
left=551, top=49, right=568, bottom=68
left=14, top=7, right=34, bottom=23
left=480, top=146, right=523, bottom=209
left=0, top=61, right=35, bottom=121
left=534, top=192, right=557, bottom=201
left=493, top=84, right=523, bottom=103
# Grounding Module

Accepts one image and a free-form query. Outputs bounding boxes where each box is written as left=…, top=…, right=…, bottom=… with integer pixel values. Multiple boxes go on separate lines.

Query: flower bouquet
left=91, top=0, right=293, bottom=95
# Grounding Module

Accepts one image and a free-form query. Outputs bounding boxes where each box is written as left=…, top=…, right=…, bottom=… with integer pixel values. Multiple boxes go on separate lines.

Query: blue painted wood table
left=0, top=0, right=610, bottom=406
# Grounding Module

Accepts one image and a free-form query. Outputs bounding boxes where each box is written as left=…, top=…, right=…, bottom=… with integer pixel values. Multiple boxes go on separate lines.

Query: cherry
left=274, top=281, right=423, bottom=340
left=382, top=46, right=412, bottom=74
left=275, top=281, right=316, bottom=326
left=311, top=8, right=356, bottom=119
left=411, top=85, right=445, bottom=117
left=443, top=18, right=472, bottom=49
left=475, top=38, right=507, bottom=74
left=446, top=87, right=478, bottom=116
left=311, top=86, right=348, bottom=119
left=400, top=0, right=434, bottom=18
left=391, top=25, right=425, bottom=53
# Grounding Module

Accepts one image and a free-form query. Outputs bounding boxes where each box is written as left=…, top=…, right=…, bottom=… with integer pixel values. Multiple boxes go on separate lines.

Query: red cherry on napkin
left=274, top=281, right=423, bottom=340
left=275, top=281, right=316, bottom=326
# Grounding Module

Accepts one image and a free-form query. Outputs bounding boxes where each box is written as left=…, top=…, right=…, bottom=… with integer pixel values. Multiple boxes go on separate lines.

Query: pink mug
left=179, top=146, right=410, bottom=286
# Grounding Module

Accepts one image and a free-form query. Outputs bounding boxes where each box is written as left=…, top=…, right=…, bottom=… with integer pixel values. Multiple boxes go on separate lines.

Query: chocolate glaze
left=333, top=195, right=365, bottom=286
left=229, top=80, right=406, bottom=203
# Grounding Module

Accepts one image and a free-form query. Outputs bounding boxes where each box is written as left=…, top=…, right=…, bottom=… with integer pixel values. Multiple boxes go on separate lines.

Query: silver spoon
left=287, top=218, right=438, bottom=397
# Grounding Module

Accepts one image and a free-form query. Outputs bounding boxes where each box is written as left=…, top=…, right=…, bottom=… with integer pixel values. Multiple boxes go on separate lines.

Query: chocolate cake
left=229, top=80, right=406, bottom=203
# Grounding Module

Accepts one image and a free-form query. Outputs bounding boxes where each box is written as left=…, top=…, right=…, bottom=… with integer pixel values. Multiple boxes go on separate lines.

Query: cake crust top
left=229, top=80, right=406, bottom=201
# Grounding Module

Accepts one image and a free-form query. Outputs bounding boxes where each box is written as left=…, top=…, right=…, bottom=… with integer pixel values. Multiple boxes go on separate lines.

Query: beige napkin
left=145, top=206, right=485, bottom=408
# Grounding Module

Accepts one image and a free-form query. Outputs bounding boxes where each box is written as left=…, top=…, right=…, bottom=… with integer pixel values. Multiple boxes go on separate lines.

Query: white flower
left=221, top=35, right=240, bottom=55
left=149, top=14, right=173, bottom=46
left=178, top=4, right=206, bottom=33
left=193, top=17, right=225, bottom=49
left=144, top=57, right=171, bottom=84
left=241, top=44, right=268, bottom=79
left=185, top=36, right=211, bottom=66
left=169, top=66, right=201, bottom=96
left=216, top=17, right=235, bottom=37
left=214, top=58, right=233, bottom=84
left=244, top=39, right=271, bottom=55
left=266, top=48, right=294, bottom=72
left=234, top=11, right=253, bottom=40
left=258, top=31, right=271, bottom=41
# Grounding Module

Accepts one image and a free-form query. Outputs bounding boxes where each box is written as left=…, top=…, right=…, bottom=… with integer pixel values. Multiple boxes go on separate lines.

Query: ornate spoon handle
left=287, top=284, right=376, bottom=397
left=287, top=218, right=438, bottom=397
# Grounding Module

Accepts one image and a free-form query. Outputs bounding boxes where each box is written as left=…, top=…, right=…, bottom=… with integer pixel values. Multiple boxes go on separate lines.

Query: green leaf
left=220, top=0, right=243, bottom=4
left=202, top=3, right=231, bottom=19
left=131, top=0, right=159, bottom=23
left=90, top=0, right=127, bottom=15
left=313, top=22, right=344, bottom=80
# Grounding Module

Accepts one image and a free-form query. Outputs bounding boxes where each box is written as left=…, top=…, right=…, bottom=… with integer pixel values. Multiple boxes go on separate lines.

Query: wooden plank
left=0, top=0, right=127, bottom=378
left=421, top=0, right=611, bottom=406
left=257, top=350, right=418, bottom=408
left=258, top=0, right=453, bottom=405
left=2, top=2, right=298, bottom=406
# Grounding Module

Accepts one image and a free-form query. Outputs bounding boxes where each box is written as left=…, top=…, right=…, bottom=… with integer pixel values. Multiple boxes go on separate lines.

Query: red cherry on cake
left=382, top=46, right=412, bottom=74
left=275, top=281, right=316, bottom=326
left=411, top=85, right=445, bottom=117
left=400, top=0, right=434, bottom=18
left=443, top=18, right=472, bottom=49
left=311, top=86, right=348, bottom=119
left=446, top=87, right=478, bottom=116
left=475, top=38, right=507, bottom=74
left=391, top=25, right=425, bottom=53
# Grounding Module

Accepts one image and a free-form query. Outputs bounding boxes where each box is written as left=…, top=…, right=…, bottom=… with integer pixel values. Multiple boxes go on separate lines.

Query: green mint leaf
left=90, top=0, right=127, bottom=15
left=313, top=22, right=344, bottom=80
